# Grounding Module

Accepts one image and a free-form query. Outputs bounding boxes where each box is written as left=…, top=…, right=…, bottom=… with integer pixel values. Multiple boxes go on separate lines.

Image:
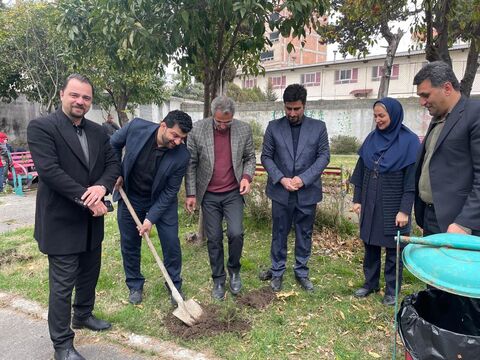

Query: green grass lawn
left=0, top=151, right=419, bottom=360
left=329, top=154, right=358, bottom=172
left=0, top=201, right=424, bottom=359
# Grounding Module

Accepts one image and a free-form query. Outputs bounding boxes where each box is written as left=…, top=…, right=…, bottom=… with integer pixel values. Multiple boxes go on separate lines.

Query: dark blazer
left=415, top=97, right=480, bottom=232
left=27, top=109, right=120, bottom=255
left=110, top=118, right=190, bottom=225
left=261, top=116, right=330, bottom=206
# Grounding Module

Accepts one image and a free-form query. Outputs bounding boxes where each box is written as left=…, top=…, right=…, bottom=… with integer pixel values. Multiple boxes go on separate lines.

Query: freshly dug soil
left=164, top=304, right=250, bottom=340
left=236, top=287, right=276, bottom=310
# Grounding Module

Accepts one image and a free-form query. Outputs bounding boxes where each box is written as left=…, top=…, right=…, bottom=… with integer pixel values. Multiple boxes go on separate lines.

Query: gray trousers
left=202, top=190, right=244, bottom=282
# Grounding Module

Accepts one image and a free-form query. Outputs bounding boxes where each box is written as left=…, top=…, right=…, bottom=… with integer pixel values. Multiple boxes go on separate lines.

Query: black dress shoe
left=129, top=289, right=143, bottom=305
left=270, top=276, right=283, bottom=292
left=212, top=281, right=226, bottom=300
left=229, top=272, right=242, bottom=295
left=353, top=287, right=380, bottom=298
left=72, top=315, right=111, bottom=331
left=259, top=269, right=273, bottom=281
left=296, top=276, right=314, bottom=292
left=382, top=294, right=396, bottom=306
left=54, top=346, right=85, bottom=360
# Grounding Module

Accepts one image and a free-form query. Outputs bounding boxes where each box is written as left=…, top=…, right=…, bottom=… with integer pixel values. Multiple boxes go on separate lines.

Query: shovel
left=118, top=187, right=203, bottom=326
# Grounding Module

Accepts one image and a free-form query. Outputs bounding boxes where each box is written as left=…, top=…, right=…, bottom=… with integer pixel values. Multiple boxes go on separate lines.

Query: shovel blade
left=172, top=299, right=203, bottom=326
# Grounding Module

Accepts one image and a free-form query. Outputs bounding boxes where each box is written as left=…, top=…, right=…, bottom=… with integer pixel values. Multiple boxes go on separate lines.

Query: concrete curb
left=0, top=291, right=217, bottom=360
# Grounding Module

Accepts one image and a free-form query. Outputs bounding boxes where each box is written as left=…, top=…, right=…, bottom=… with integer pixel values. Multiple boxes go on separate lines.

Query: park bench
left=7, top=151, right=38, bottom=196
left=254, top=163, right=349, bottom=193
left=254, top=163, right=350, bottom=215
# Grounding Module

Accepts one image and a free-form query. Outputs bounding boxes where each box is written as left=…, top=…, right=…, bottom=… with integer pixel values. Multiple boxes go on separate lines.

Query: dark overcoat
left=27, top=109, right=120, bottom=255
left=415, top=97, right=480, bottom=232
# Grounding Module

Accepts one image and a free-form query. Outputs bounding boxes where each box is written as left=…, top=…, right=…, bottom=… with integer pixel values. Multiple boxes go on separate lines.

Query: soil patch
left=0, top=248, right=33, bottom=267
left=164, top=304, right=250, bottom=340
left=236, top=287, right=276, bottom=310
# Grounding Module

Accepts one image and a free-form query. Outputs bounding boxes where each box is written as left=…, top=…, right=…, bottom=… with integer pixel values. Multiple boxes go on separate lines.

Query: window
left=300, top=72, right=321, bottom=87
left=260, top=50, right=274, bottom=61
left=334, top=68, right=358, bottom=84
left=268, top=75, right=286, bottom=89
left=269, top=31, right=280, bottom=42
left=243, top=78, right=257, bottom=89
left=372, top=64, right=399, bottom=81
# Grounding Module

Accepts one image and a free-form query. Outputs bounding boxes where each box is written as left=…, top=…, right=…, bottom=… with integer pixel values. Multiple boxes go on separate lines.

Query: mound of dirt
left=236, top=287, right=275, bottom=310
left=164, top=304, right=250, bottom=340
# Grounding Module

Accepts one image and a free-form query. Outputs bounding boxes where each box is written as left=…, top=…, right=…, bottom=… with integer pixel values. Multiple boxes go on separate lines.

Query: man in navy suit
left=110, top=110, right=192, bottom=305
left=260, top=84, right=330, bottom=292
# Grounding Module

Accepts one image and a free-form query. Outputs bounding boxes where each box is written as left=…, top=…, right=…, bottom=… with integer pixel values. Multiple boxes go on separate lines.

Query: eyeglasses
left=213, top=118, right=233, bottom=128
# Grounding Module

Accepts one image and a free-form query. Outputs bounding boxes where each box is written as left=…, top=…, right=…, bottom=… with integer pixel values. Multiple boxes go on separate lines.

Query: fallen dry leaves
left=312, top=228, right=362, bottom=261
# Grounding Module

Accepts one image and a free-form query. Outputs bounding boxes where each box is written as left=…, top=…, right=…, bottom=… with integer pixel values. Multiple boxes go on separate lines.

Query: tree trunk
left=460, top=40, right=479, bottom=97
left=377, top=29, right=404, bottom=100
left=434, top=0, right=453, bottom=66
left=372, top=25, right=404, bottom=130
left=113, top=91, right=129, bottom=127
left=425, top=0, right=453, bottom=66
left=203, top=79, right=211, bottom=119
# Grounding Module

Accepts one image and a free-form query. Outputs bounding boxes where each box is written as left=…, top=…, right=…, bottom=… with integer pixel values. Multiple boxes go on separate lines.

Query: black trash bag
left=398, top=289, right=480, bottom=360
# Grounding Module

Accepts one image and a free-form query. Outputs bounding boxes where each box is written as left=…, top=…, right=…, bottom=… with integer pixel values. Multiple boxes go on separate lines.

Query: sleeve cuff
left=242, top=174, right=252, bottom=183
left=455, top=223, right=472, bottom=234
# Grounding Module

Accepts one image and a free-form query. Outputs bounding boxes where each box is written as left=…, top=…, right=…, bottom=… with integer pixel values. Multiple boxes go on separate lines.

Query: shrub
left=330, top=135, right=360, bottom=155
left=249, top=120, right=264, bottom=152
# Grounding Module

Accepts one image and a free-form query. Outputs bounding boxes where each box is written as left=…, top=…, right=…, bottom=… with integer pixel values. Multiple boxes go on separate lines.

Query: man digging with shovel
left=110, top=110, right=192, bottom=306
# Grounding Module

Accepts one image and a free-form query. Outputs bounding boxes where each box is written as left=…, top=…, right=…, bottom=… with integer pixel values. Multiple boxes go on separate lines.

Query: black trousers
left=202, top=190, right=244, bottom=282
left=422, top=203, right=442, bottom=236
left=48, top=245, right=101, bottom=350
left=362, top=243, right=403, bottom=296
left=270, top=193, right=317, bottom=278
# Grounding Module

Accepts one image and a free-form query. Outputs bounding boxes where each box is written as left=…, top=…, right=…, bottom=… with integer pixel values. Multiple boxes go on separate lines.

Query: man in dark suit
left=260, top=84, right=330, bottom=292
left=110, top=111, right=192, bottom=306
left=413, top=61, right=480, bottom=237
left=27, top=74, right=120, bottom=360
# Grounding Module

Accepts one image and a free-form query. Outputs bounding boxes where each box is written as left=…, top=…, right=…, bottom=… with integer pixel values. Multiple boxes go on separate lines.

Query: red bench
left=8, top=151, right=38, bottom=195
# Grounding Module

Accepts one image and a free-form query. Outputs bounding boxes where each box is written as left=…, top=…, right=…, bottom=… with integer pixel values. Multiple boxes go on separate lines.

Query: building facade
left=236, top=45, right=479, bottom=100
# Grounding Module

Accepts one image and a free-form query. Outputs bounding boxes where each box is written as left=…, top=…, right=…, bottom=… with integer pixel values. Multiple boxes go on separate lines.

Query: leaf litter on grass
left=312, top=228, right=361, bottom=261
left=0, top=248, right=33, bottom=267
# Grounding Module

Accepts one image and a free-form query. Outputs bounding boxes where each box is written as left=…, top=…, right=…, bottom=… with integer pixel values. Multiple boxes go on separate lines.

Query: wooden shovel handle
left=118, top=187, right=184, bottom=305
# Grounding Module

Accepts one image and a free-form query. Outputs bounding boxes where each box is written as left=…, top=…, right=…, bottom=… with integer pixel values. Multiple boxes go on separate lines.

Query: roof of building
left=256, top=44, right=471, bottom=74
